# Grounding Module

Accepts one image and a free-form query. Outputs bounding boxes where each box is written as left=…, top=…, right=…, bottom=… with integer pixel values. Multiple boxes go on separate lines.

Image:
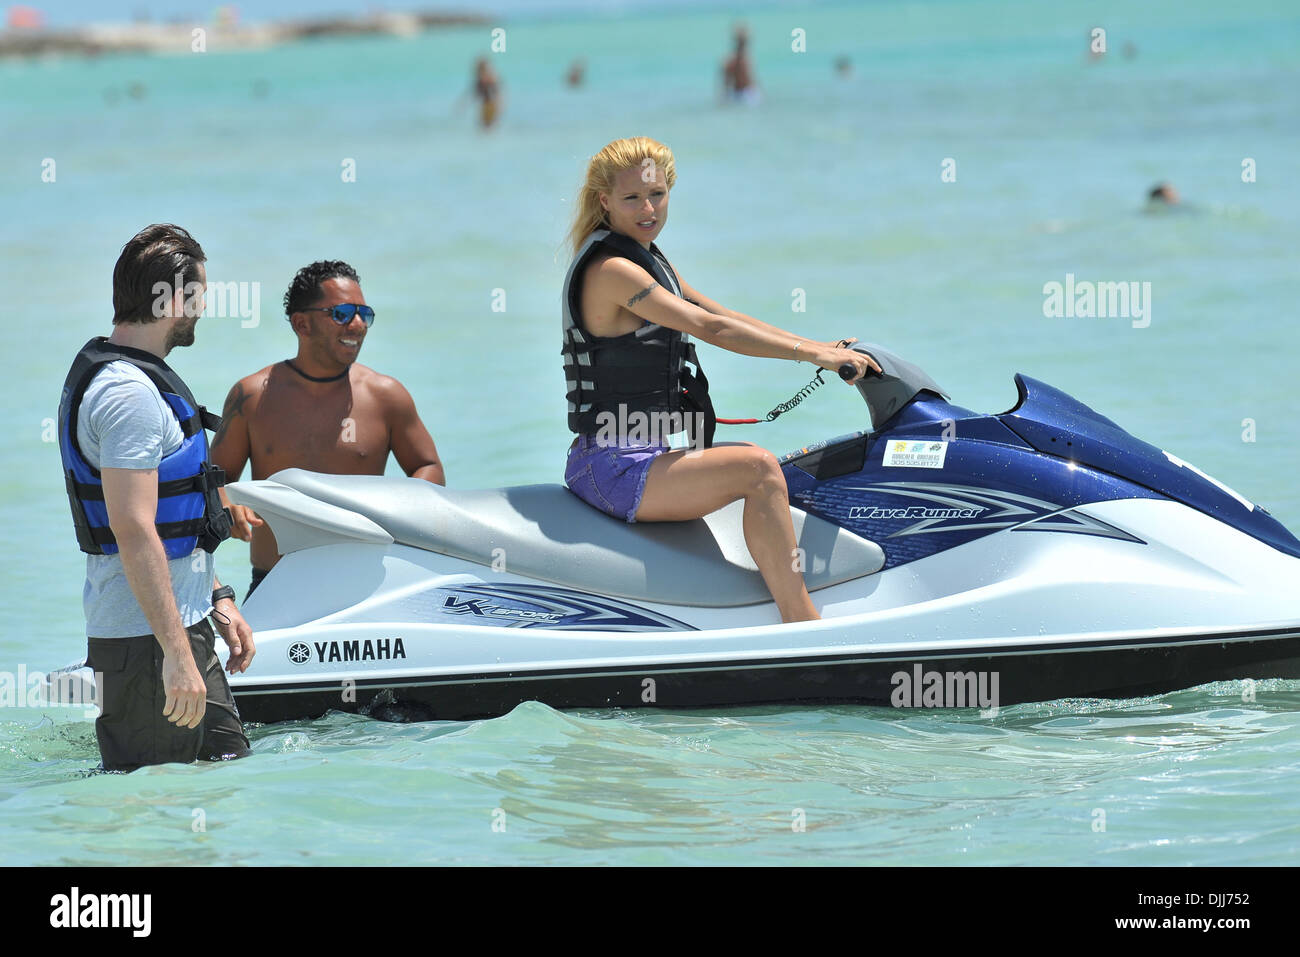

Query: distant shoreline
left=0, top=9, right=490, bottom=60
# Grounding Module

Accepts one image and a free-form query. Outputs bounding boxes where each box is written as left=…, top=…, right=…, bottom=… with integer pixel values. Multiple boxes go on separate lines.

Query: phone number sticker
left=882, top=440, right=949, bottom=470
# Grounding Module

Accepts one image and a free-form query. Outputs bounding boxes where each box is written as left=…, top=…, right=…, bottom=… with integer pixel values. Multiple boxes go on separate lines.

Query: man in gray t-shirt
left=78, top=360, right=217, bottom=636
left=58, top=224, right=255, bottom=772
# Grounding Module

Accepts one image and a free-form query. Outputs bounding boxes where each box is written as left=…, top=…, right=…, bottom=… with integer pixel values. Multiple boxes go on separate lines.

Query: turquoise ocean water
left=1, top=0, right=1298, bottom=865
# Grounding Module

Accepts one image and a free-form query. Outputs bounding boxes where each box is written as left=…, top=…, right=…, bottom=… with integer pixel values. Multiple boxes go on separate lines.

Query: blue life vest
left=58, top=337, right=232, bottom=560
left=561, top=229, right=716, bottom=447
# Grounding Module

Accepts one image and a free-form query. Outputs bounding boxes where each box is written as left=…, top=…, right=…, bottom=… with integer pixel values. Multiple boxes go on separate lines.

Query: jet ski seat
left=262, top=469, right=885, bottom=607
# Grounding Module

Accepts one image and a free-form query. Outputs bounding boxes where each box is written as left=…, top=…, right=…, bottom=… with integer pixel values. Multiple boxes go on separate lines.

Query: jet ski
left=44, top=344, right=1300, bottom=722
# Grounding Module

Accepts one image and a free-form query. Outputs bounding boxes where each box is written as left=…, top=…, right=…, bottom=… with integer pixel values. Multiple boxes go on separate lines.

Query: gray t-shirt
left=77, top=361, right=215, bottom=638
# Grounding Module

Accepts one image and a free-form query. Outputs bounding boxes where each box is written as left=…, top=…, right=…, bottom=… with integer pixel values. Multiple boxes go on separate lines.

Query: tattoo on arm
left=212, top=383, right=248, bottom=448
left=627, top=283, right=657, bottom=308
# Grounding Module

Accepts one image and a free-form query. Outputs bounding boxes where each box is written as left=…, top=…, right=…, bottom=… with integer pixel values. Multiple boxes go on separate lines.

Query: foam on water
left=2, top=681, right=1297, bottom=865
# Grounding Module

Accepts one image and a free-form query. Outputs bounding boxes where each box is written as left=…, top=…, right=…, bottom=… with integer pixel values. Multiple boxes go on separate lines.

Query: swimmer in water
left=472, top=57, right=502, bottom=129
left=565, top=57, right=586, bottom=89
left=721, top=25, right=761, bottom=104
left=1147, top=182, right=1181, bottom=206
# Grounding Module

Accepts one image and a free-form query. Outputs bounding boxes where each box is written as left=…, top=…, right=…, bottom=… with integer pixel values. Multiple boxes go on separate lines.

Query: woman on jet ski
left=562, top=136, right=877, bottom=622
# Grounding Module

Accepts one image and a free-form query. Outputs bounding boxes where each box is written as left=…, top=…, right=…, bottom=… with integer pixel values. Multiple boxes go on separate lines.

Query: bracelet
left=212, top=585, right=236, bottom=606
left=793, top=341, right=804, bottom=362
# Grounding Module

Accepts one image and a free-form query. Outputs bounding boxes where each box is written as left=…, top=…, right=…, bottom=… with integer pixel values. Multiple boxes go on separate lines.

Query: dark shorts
left=565, top=434, right=669, bottom=523
left=85, top=618, right=252, bottom=773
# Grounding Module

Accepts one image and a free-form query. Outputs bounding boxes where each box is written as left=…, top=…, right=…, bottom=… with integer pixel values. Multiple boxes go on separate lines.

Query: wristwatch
left=212, top=585, right=237, bottom=606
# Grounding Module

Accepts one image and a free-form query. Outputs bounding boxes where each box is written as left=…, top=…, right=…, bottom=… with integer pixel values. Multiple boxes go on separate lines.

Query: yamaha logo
left=287, top=642, right=311, bottom=665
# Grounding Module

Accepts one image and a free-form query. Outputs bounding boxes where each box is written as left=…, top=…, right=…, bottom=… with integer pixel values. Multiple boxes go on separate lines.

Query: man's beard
left=164, top=316, right=199, bottom=352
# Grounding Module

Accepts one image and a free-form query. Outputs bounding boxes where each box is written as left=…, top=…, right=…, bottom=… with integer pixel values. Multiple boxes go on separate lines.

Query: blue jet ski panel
left=1001, top=375, right=1300, bottom=558
left=784, top=424, right=1158, bottom=570
left=781, top=372, right=1300, bottom=568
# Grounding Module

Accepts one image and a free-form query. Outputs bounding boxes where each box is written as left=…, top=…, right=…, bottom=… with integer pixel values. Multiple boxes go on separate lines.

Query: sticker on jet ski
left=842, top=482, right=1145, bottom=542
left=435, top=583, right=697, bottom=631
left=881, top=440, right=948, bottom=469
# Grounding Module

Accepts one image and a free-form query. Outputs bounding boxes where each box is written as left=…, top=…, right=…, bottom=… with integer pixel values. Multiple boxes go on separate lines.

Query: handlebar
left=839, top=360, right=883, bottom=382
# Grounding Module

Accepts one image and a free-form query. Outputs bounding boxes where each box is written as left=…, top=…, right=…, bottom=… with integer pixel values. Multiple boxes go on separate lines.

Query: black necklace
left=283, top=360, right=350, bottom=383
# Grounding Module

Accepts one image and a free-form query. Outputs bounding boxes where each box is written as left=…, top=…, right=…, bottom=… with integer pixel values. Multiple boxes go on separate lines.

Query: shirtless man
left=210, top=260, right=445, bottom=596
left=721, top=25, right=760, bottom=104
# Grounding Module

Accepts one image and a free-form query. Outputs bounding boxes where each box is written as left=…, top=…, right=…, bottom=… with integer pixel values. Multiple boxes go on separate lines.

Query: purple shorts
left=565, top=434, right=669, bottom=523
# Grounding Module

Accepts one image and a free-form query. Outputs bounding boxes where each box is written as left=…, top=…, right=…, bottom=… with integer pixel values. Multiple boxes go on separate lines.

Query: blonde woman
left=561, top=137, right=877, bottom=622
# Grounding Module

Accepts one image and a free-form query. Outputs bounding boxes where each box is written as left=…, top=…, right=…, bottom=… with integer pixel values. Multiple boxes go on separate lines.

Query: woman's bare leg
left=635, top=445, right=819, bottom=623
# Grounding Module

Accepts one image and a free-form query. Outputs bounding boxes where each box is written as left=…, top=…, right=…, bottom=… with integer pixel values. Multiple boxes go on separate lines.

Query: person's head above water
left=1148, top=182, right=1180, bottom=205
left=283, top=260, right=371, bottom=370
left=567, top=136, right=677, bottom=255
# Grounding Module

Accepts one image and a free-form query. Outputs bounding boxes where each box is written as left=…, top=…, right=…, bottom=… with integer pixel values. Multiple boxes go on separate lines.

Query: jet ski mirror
left=838, top=342, right=949, bottom=431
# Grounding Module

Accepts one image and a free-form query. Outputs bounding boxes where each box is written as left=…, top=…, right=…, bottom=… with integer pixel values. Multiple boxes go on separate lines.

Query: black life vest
left=58, top=336, right=232, bottom=559
left=561, top=229, right=716, bottom=447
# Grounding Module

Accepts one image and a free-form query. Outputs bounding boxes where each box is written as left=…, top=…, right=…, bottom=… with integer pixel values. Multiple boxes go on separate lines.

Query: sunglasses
left=299, top=304, right=376, bottom=327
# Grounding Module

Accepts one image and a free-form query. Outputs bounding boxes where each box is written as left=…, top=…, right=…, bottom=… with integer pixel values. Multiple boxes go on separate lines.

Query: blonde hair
left=567, top=136, right=677, bottom=256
